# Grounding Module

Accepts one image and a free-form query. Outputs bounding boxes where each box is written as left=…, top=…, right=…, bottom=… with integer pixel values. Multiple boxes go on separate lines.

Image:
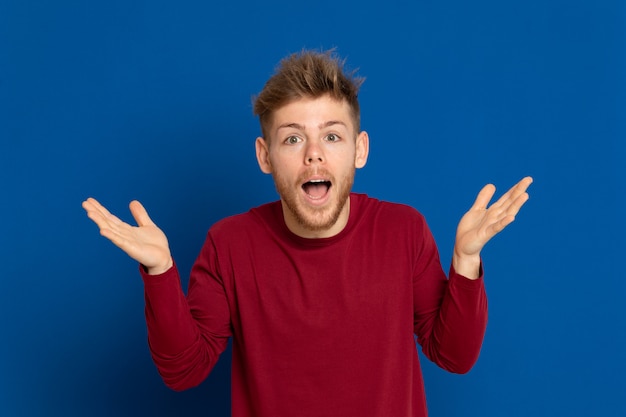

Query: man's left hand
left=452, top=176, right=533, bottom=279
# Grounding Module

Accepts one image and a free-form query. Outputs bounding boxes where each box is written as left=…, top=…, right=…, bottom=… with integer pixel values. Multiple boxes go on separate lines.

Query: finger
left=95, top=210, right=140, bottom=250
left=83, top=198, right=133, bottom=245
left=82, top=197, right=105, bottom=217
left=489, top=176, right=533, bottom=211
left=83, top=198, right=116, bottom=228
left=487, top=214, right=516, bottom=236
left=504, top=189, right=530, bottom=217
left=471, top=184, right=496, bottom=211
left=508, top=176, right=533, bottom=200
left=129, top=200, right=154, bottom=227
left=83, top=198, right=118, bottom=223
left=486, top=190, right=531, bottom=237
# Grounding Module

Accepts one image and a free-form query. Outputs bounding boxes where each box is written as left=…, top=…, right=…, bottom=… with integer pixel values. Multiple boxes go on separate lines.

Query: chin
left=291, top=197, right=348, bottom=232
left=298, top=210, right=341, bottom=232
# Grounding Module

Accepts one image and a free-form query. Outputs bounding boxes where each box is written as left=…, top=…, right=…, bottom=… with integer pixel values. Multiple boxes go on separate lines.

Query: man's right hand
left=82, top=198, right=173, bottom=275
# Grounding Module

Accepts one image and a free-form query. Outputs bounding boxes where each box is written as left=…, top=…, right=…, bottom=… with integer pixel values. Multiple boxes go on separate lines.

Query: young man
left=83, top=50, right=532, bottom=416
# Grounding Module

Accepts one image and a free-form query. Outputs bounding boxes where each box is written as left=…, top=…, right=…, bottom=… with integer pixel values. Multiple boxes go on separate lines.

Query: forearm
left=141, top=263, right=226, bottom=390
left=142, top=264, right=199, bottom=354
left=421, top=266, right=488, bottom=374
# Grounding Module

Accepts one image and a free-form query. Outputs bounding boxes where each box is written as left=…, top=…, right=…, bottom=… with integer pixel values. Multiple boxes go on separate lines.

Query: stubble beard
left=272, top=167, right=355, bottom=233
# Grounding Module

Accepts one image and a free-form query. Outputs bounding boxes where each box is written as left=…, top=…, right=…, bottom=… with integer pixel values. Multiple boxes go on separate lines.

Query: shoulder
left=349, top=194, right=437, bottom=260
left=352, top=193, right=426, bottom=225
left=348, top=194, right=433, bottom=248
left=207, top=200, right=282, bottom=241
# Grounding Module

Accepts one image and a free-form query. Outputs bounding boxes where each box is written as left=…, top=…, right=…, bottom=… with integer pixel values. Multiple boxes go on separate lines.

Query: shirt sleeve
left=141, top=232, right=232, bottom=390
left=412, top=216, right=488, bottom=374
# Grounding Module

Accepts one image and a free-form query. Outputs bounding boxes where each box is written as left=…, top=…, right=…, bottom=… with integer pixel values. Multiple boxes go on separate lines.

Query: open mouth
left=302, top=179, right=332, bottom=200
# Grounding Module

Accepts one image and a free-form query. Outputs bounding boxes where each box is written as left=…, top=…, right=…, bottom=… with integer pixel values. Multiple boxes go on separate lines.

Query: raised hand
left=452, top=176, right=533, bottom=279
left=82, top=198, right=173, bottom=275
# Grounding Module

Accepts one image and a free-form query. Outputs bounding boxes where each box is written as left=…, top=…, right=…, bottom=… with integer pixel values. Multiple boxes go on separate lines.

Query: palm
left=82, top=198, right=172, bottom=273
left=455, top=177, right=533, bottom=258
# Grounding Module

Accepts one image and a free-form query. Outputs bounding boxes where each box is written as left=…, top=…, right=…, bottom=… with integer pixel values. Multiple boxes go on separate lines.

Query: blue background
left=1, top=0, right=624, bottom=416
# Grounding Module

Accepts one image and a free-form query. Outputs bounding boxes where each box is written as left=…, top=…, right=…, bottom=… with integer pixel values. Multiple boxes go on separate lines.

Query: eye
left=285, top=135, right=301, bottom=145
left=325, top=133, right=340, bottom=142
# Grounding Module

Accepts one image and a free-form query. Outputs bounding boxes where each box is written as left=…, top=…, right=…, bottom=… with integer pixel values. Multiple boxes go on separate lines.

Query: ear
left=255, top=137, right=272, bottom=174
left=354, top=131, right=369, bottom=169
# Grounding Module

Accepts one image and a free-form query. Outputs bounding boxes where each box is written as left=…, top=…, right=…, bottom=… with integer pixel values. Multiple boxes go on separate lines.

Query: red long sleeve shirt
left=141, top=193, right=487, bottom=416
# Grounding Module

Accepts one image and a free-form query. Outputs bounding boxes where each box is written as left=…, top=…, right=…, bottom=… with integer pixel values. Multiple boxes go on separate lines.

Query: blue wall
left=1, top=1, right=624, bottom=416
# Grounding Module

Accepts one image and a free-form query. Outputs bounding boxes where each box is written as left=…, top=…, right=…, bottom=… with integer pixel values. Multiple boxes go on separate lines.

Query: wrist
left=146, top=257, right=173, bottom=275
left=452, top=252, right=481, bottom=280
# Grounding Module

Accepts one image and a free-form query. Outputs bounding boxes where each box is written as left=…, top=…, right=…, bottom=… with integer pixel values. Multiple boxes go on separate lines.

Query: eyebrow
left=276, top=120, right=348, bottom=132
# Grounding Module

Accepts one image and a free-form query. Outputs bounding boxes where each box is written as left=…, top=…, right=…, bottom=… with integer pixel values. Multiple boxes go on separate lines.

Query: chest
left=221, top=235, right=415, bottom=339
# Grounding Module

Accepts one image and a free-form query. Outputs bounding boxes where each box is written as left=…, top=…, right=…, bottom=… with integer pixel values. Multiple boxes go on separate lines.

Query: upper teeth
left=310, top=179, right=326, bottom=183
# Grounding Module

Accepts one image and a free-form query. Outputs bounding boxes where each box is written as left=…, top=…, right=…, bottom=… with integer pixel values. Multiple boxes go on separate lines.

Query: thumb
left=129, top=200, right=154, bottom=227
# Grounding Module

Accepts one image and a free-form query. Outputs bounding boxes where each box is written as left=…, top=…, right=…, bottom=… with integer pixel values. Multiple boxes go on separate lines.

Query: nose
left=304, top=141, right=324, bottom=165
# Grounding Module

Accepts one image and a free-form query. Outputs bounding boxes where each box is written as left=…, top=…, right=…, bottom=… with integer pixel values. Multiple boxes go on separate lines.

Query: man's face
left=255, top=95, right=369, bottom=238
